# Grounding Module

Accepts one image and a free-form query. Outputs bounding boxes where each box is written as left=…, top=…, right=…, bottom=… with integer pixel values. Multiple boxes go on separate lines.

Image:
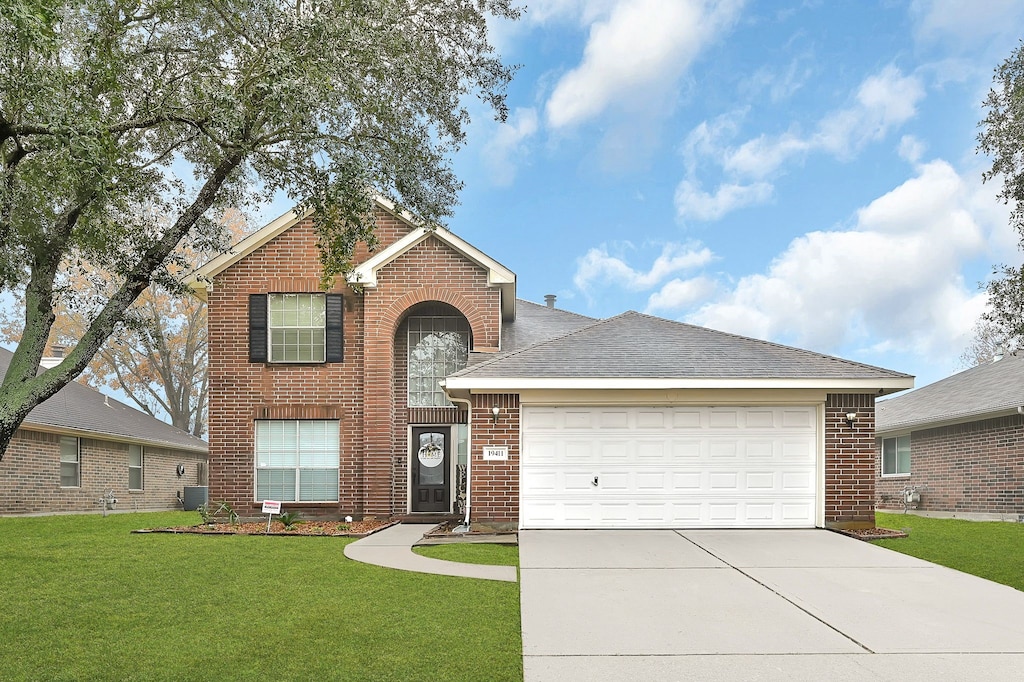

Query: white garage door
left=520, top=406, right=819, bottom=529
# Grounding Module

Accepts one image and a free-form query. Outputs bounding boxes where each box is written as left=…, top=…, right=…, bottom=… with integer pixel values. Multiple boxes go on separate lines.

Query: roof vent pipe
left=544, top=294, right=556, bottom=308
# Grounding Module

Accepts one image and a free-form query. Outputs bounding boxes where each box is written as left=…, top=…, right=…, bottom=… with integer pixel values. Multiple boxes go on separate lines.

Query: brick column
left=469, top=394, right=520, bottom=526
left=824, top=393, right=876, bottom=529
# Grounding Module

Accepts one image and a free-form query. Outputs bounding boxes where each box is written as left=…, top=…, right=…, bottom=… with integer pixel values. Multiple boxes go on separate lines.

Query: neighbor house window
left=128, top=444, right=144, bottom=490
left=248, top=293, right=344, bottom=364
left=60, top=436, right=80, bottom=487
left=408, top=315, right=470, bottom=407
left=255, top=420, right=339, bottom=502
left=881, top=435, right=911, bottom=476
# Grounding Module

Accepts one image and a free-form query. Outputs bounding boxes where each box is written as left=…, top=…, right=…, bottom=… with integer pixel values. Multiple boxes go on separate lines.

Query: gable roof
left=0, top=348, right=208, bottom=454
left=184, top=196, right=517, bottom=319
left=876, top=353, right=1024, bottom=434
left=349, top=225, right=516, bottom=321
left=445, top=311, right=913, bottom=393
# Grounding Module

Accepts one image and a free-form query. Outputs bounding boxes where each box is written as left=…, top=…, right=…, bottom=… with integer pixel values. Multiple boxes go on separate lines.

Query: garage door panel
left=521, top=405, right=818, bottom=529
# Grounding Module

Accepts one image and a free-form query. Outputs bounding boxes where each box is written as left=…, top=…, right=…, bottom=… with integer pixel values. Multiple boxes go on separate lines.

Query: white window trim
left=253, top=420, right=340, bottom=502
left=59, top=436, right=81, bottom=488
left=128, top=444, right=144, bottom=491
left=268, top=293, right=327, bottom=364
left=881, top=434, right=911, bottom=477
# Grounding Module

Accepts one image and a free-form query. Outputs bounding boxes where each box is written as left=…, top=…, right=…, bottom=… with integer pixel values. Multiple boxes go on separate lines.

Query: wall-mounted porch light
left=491, top=406, right=500, bottom=424
left=845, top=412, right=857, bottom=428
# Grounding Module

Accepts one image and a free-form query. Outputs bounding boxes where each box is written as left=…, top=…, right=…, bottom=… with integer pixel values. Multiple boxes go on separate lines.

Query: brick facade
left=0, top=427, right=206, bottom=515
left=204, top=206, right=888, bottom=528
left=824, top=393, right=876, bottom=529
left=876, top=414, right=1024, bottom=517
left=468, top=394, right=520, bottom=524
left=207, top=208, right=499, bottom=518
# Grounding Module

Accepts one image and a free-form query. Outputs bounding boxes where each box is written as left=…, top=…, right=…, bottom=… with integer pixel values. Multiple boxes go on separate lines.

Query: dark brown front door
left=411, top=427, right=451, bottom=513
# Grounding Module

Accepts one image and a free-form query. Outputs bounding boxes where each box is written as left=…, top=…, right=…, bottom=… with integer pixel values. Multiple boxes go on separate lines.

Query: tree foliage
left=979, top=40, right=1024, bottom=349
left=0, top=0, right=517, bottom=457
left=958, top=317, right=1020, bottom=368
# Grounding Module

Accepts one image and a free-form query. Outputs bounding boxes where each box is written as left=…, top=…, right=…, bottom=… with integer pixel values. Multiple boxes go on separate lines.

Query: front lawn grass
left=414, top=543, right=519, bottom=567
left=875, top=511, right=1024, bottom=592
left=0, top=513, right=522, bottom=681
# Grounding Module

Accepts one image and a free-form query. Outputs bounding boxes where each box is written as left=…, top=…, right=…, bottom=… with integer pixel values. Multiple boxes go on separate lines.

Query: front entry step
left=392, top=513, right=461, bottom=525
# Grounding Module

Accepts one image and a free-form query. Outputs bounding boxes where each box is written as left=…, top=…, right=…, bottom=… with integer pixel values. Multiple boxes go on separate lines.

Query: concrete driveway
left=520, top=529, right=1024, bottom=681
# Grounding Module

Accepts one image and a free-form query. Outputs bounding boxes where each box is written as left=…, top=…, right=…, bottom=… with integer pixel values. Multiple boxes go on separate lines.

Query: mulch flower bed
left=833, top=526, right=908, bottom=541
left=137, top=518, right=395, bottom=537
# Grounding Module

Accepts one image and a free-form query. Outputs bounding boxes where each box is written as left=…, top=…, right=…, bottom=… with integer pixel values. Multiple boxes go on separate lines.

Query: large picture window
left=408, top=315, right=470, bottom=407
left=255, top=420, right=339, bottom=502
left=60, top=436, right=80, bottom=487
left=128, top=444, right=144, bottom=490
left=881, top=435, right=911, bottom=476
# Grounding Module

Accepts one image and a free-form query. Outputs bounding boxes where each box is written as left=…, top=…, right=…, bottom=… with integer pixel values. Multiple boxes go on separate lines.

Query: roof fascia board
left=877, top=406, right=1023, bottom=436
left=348, top=226, right=515, bottom=288
left=443, top=377, right=915, bottom=392
left=184, top=207, right=314, bottom=302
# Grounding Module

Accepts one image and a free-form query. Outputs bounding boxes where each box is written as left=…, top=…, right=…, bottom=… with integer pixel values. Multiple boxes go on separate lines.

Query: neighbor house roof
left=0, top=348, right=208, bottom=454
left=876, top=352, right=1024, bottom=434
left=184, top=196, right=517, bottom=320
left=444, top=311, right=914, bottom=393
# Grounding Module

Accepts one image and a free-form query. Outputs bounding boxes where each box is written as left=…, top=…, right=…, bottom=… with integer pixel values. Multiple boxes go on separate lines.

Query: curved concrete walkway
left=344, top=523, right=518, bottom=582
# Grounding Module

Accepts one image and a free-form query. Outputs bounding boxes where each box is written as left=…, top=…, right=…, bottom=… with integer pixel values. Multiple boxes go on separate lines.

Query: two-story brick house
left=188, top=198, right=913, bottom=529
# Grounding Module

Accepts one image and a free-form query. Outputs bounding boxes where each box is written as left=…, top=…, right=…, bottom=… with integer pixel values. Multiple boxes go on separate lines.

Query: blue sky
left=4, top=0, right=1022, bottom=398
left=413, top=0, right=1024, bottom=389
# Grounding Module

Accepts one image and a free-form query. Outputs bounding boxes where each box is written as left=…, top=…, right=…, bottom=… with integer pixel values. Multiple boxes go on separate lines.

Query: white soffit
left=443, top=376, right=915, bottom=393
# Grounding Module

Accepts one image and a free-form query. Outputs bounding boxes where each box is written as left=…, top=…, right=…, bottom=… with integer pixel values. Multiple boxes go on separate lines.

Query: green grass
left=875, top=511, right=1024, bottom=591
left=0, top=513, right=522, bottom=681
left=413, top=542, right=519, bottom=567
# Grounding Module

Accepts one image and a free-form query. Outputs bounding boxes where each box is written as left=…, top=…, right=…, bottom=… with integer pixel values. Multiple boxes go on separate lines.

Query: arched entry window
left=407, top=303, right=470, bottom=407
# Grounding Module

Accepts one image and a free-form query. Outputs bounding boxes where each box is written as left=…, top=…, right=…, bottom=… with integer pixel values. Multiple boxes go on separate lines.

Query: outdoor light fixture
left=491, top=406, right=501, bottom=424
left=845, top=412, right=857, bottom=428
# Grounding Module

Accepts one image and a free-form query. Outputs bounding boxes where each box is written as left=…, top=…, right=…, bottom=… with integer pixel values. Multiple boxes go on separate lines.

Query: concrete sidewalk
left=344, top=523, right=518, bottom=582
left=520, top=529, right=1024, bottom=681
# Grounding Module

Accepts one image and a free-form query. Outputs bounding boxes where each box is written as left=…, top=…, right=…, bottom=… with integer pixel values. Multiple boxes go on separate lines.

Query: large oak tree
left=978, top=40, right=1024, bottom=349
left=0, top=0, right=517, bottom=457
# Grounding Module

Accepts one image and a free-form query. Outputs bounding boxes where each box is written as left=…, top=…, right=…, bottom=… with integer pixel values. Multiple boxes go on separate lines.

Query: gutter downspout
left=449, top=395, right=473, bottom=528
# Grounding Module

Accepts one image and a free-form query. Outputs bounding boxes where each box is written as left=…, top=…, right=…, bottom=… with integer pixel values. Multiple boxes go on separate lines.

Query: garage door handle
left=592, top=475, right=599, bottom=487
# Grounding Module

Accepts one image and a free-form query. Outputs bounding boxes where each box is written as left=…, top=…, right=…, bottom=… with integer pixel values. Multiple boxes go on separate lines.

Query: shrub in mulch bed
left=832, top=526, right=908, bottom=541
left=135, top=518, right=396, bottom=537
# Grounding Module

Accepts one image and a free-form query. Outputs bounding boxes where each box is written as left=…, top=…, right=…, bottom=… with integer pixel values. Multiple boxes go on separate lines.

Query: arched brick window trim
left=376, top=287, right=487, bottom=350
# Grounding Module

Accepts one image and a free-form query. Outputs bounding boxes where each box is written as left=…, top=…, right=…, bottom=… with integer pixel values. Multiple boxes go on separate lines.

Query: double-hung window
left=255, top=420, right=339, bottom=502
left=881, top=435, right=911, bottom=476
left=60, top=436, right=80, bottom=487
left=128, top=444, right=144, bottom=490
left=249, top=293, right=344, bottom=363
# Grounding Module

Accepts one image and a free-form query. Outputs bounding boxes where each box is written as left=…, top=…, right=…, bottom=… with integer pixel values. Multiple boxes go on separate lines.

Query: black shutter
left=325, top=294, right=344, bottom=363
left=249, top=294, right=268, bottom=362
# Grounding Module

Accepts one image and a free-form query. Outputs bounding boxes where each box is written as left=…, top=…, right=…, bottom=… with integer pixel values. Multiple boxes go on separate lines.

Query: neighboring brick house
left=876, top=353, right=1024, bottom=520
left=0, top=348, right=208, bottom=515
left=188, top=198, right=913, bottom=530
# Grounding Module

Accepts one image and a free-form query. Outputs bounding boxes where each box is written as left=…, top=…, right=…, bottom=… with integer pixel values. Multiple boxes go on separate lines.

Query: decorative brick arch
left=376, top=286, right=488, bottom=350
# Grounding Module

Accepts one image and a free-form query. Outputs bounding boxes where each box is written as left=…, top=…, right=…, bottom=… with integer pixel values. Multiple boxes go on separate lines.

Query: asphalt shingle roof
left=0, top=348, right=208, bottom=453
left=454, top=311, right=911, bottom=380
left=876, top=352, right=1024, bottom=432
left=498, top=299, right=596, bottom=353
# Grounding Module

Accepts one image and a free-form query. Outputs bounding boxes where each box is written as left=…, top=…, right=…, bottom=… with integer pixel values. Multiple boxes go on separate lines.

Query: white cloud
left=574, top=241, right=714, bottom=293
left=910, top=0, right=1024, bottom=47
left=688, top=160, right=998, bottom=360
left=545, top=0, right=744, bottom=129
left=480, top=108, right=539, bottom=186
left=723, top=66, right=925, bottom=178
left=674, top=179, right=773, bottom=221
left=646, top=276, right=718, bottom=312
left=898, top=135, right=926, bottom=163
